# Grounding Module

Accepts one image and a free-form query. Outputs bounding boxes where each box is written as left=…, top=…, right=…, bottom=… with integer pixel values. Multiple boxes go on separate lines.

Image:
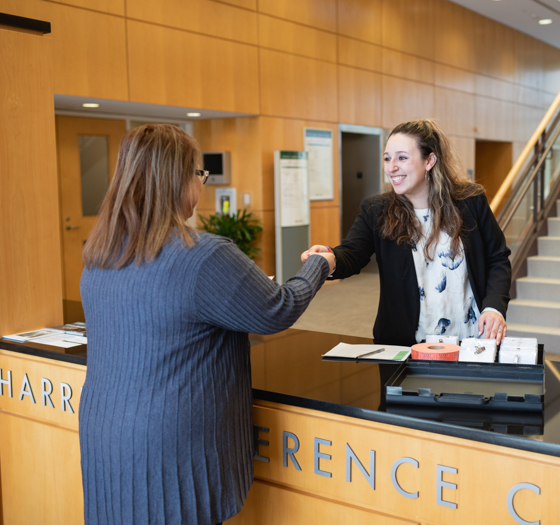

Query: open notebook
left=322, top=343, right=411, bottom=362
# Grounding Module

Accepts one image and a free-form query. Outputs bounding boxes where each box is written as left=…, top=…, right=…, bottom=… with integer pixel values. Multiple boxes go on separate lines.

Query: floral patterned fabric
left=412, top=209, right=480, bottom=343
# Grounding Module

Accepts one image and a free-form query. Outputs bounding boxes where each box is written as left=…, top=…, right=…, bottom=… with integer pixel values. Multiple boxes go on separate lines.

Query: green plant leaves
left=199, top=210, right=263, bottom=260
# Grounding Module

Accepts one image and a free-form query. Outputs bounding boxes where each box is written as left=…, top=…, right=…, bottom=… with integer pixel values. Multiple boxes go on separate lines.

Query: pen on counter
left=356, top=348, right=385, bottom=361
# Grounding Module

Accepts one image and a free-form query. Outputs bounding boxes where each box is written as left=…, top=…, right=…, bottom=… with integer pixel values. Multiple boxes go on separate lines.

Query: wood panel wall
left=2, top=0, right=560, bottom=276
left=0, top=23, right=63, bottom=337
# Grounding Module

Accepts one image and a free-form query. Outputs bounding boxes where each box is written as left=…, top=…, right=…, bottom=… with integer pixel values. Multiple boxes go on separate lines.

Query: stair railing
left=491, top=90, right=560, bottom=280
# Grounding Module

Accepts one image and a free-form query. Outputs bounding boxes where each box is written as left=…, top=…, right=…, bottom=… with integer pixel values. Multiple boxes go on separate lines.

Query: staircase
left=507, top=200, right=560, bottom=354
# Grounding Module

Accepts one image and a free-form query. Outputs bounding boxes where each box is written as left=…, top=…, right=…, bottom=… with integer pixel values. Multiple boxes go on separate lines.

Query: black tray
left=385, top=404, right=544, bottom=435
left=385, top=346, right=545, bottom=412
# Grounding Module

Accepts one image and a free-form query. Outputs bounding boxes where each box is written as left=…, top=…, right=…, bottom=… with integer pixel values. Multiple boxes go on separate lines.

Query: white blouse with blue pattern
left=412, top=208, right=480, bottom=343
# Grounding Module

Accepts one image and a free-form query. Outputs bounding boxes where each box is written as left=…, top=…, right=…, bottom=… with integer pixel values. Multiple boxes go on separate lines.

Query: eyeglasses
left=195, top=169, right=209, bottom=184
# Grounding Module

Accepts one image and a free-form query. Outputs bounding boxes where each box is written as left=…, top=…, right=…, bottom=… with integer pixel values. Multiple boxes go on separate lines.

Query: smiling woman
left=383, top=133, right=436, bottom=209
left=302, top=119, right=512, bottom=347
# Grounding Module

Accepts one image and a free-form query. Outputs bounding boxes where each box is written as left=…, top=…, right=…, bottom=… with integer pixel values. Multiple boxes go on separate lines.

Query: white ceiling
left=448, top=0, right=560, bottom=50
left=54, top=94, right=256, bottom=122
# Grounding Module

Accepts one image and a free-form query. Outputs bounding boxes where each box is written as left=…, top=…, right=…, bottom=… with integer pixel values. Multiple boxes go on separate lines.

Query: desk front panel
left=0, top=350, right=86, bottom=525
left=234, top=400, right=560, bottom=525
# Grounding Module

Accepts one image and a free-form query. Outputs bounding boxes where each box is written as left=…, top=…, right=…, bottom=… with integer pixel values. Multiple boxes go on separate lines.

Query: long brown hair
left=82, top=124, right=202, bottom=269
left=381, top=119, right=484, bottom=259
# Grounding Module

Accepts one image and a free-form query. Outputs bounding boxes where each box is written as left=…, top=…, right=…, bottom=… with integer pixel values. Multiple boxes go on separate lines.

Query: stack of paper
left=322, top=343, right=411, bottom=362
left=2, top=329, right=87, bottom=348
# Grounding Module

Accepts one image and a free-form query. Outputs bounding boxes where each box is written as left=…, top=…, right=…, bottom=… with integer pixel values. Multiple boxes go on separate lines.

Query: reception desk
left=1, top=329, right=560, bottom=524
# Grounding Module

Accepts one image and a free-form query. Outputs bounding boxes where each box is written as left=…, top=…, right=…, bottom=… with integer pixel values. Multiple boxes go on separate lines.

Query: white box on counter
left=499, top=337, right=538, bottom=365
left=426, top=334, right=460, bottom=345
left=459, top=338, right=497, bottom=363
left=500, top=337, right=538, bottom=349
left=499, top=348, right=538, bottom=364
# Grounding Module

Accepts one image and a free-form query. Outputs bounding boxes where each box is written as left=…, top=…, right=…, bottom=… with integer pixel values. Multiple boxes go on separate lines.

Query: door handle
left=65, top=225, right=81, bottom=230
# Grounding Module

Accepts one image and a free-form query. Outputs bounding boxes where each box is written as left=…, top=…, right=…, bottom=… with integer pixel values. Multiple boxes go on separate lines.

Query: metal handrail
left=505, top=166, right=560, bottom=281
left=491, top=90, right=560, bottom=282
left=497, top=112, right=560, bottom=231
left=491, top=90, right=560, bottom=213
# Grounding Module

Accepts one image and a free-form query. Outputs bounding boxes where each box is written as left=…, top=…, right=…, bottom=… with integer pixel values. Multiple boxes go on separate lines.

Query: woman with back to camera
left=79, top=124, right=334, bottom=525
left=302, top=119, right=511, bottom=347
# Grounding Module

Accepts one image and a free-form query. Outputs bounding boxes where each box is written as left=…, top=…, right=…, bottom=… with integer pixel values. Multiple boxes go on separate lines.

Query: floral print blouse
left=412, top=208, right=480, bottom=343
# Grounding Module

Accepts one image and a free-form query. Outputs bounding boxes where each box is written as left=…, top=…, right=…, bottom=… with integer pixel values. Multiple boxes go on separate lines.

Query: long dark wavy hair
left=381, top=119, right=484, bottom=260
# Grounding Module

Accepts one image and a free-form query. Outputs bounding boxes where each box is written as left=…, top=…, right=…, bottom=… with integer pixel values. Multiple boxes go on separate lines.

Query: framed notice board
left=274, top=151, right=310, bottom=285
left=304, top=128, right=334, bottom=201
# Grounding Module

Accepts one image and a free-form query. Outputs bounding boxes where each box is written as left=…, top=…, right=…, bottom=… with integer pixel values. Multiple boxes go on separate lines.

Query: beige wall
left=1, top=0, right=560, bottom=274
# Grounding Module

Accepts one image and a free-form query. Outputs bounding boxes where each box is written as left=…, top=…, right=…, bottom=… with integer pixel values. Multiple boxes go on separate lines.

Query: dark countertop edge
left=3, top=341, right=559, bottom=459
left=0, top=340, right=86, bottom=366
left=253, top=389, right=560, bottom=459
left=0, top=13, right=51, bottom=34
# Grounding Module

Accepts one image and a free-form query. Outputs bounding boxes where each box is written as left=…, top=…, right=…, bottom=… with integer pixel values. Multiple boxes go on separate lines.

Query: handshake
left=301, top=245, right=336, bottom=275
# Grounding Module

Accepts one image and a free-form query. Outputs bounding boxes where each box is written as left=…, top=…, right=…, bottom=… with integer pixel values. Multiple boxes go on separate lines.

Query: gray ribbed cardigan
left=79, top=233, right=329, bottom=525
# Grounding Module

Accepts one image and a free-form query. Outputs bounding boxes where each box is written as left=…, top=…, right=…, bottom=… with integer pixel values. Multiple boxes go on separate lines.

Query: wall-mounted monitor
left=202, top=151, right=231, bottom=185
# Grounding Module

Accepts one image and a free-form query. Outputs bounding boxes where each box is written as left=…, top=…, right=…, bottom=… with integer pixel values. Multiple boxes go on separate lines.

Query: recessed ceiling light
left=82, top=103, right=100, bottom=108
left=538, top=18, right=553, bottom=25
left=186, top=112, right=201, bottom=117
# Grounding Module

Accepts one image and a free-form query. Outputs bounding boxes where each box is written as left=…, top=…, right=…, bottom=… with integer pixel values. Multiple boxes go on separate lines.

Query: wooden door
left=475, top=140, right=513, bottom=212
left=55, top=116, right=126, bottom=320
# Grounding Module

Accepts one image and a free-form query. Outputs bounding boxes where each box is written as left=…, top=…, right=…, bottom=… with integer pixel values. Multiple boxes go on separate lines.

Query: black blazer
left=332, top=193, right=512, bottom=346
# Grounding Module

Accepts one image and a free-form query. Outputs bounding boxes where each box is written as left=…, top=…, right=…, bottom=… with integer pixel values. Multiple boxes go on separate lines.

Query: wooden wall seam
left=208, top=0, right=257, bottom=14
left=255, top=44, right=338, bottom=64
left=32, top=0, right=125, bottom=20
left=0, top=410, right=80, bottom=434
left=256, top=11, right=339, bottom=35
left=123, top=0, right=131, bottom=102
left=124, top=17, right=260, bottom=49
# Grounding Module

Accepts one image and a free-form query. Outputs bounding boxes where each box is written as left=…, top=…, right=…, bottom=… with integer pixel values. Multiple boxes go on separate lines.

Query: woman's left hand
left=478, top=310, right=507, bottom=345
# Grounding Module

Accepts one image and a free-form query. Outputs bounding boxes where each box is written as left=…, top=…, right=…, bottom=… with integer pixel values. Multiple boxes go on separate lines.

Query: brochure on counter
left=1, top=328, right=87, bottom=348
left=323, top=343, right=411, bottom=362
left=47, top=322, right=87, bottom=337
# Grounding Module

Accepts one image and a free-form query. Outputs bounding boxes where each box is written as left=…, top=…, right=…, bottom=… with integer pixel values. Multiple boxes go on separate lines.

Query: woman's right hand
left=301, top=245, right=330, bottom=264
